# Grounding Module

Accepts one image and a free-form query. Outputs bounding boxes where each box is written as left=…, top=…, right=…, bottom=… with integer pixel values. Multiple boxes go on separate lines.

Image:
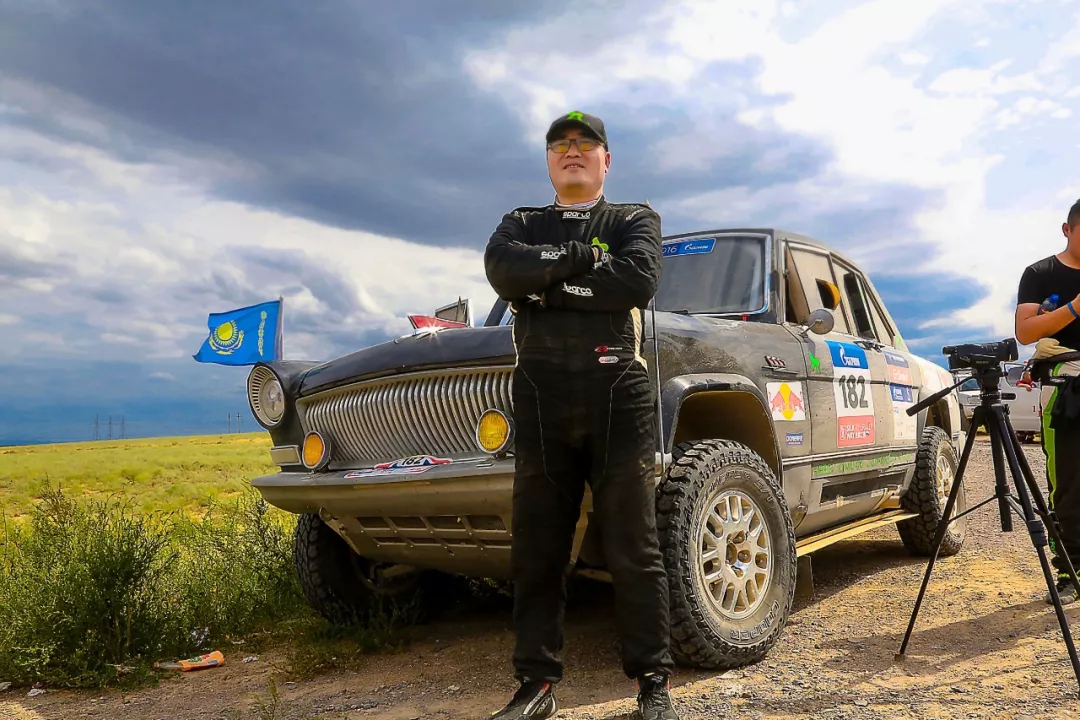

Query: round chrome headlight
left=248, top=365, right=286, bottom=427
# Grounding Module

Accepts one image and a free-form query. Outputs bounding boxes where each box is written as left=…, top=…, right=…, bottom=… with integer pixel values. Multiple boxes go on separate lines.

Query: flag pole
left=276, top=294, right=284, bottom=361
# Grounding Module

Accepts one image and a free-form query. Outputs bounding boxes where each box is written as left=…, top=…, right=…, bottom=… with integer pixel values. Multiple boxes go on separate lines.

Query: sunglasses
left=547, top=136, right=604, bottom=153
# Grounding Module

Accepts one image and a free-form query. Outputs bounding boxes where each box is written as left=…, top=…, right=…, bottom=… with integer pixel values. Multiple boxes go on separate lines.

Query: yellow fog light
left=302, top=431, right=331, bottom=471
left=476, top=409, right=513, bottom=454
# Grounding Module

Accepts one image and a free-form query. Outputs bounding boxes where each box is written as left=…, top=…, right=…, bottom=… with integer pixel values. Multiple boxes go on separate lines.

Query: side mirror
left=806, top=308, right=835, bottom=336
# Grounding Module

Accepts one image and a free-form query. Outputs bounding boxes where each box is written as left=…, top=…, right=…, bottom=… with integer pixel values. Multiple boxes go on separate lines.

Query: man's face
left=546, top=128, right=610, bottom=199
left=1065, top=220, right=1080, bottom=246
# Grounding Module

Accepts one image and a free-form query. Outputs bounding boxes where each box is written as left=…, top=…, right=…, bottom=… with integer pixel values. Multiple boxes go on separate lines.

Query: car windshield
left=653, top=234, right=766, bottom=314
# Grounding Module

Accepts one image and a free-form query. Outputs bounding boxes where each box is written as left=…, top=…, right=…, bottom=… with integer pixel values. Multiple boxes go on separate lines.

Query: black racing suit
left=483, top=196, right=674, bottom=683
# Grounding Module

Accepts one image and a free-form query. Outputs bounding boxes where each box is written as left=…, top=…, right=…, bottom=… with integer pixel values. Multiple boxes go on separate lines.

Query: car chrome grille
left=297, top=366, right=514, bottom=467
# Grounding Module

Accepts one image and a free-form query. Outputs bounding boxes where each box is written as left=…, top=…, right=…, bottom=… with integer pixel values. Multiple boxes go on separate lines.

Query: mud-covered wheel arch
left=293, top=512, right=431, bottom=625
left=897, top=425, right=967, bottom=557
left=657, top=439, right=797, bottom=670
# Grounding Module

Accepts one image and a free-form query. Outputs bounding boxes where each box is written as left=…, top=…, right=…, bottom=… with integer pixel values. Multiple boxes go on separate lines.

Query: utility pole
left=107, top=415, right=113, bottom=441
left=227, top=413, right=232, bottom=433
left=120, top=415, right=126, bottom=440
left=93, top=414, right=100, bottom=441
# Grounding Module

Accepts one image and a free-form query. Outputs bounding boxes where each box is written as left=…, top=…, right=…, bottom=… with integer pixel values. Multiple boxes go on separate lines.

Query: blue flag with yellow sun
left=193, top=299, right=283, bottom=366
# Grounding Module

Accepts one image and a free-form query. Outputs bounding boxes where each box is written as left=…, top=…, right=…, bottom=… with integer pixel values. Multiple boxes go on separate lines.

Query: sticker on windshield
left=827, top=340, right=875, bottom=447
left=662, top=238, right=716, bottom=257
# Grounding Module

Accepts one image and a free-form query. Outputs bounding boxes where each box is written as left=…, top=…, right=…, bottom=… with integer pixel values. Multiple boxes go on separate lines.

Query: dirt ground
left=5, top=435, right=1080, bottom=720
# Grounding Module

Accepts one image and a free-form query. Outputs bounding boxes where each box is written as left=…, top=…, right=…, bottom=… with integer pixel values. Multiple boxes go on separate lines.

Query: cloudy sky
left=1, top=0, right=1078, bottom=444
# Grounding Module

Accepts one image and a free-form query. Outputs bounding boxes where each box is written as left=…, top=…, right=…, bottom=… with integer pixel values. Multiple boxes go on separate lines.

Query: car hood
left=298, top=325, right=516, bottom=395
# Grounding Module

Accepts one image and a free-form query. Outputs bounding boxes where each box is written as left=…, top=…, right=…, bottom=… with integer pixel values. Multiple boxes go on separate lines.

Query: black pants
left=1044, top=374, right=1080, bottom=578
left=509, top=344, right=674, bottom=682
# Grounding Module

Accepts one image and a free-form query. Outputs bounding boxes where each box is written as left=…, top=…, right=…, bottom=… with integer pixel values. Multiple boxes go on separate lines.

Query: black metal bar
left=947, top=495, right=1003, bottom=524
left=992, top=404, right=1080, bottom=687
left=898, top=405, right=982, bottom=656
left=1007, top=418, right=1080, bottom=598
left=989, top=413, right=1013, bottom=532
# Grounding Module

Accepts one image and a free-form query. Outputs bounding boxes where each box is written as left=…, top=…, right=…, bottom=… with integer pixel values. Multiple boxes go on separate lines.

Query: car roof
left=660, top=227, right=857, bottom=265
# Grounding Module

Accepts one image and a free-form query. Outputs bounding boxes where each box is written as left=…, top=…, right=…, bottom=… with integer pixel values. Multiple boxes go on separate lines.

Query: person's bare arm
left=1015, top=295, right=1080, bottom=345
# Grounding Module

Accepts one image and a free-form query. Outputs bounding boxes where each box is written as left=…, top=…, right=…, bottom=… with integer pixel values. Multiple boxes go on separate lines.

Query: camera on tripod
left=898, top=335, right=1080, bottom=686
left=942, top=338, right=1019, bottom=372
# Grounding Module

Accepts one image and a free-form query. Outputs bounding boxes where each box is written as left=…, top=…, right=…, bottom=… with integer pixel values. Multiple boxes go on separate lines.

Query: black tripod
left=896, top=359, right=1080, bottom=688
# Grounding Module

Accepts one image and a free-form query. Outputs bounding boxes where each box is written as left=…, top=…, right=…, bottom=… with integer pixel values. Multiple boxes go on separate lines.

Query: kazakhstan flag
left=193, top=299, right=282, bottom=366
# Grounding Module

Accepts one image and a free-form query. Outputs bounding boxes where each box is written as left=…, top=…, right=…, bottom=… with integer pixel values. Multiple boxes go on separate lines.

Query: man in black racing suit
left=483, top=111, right=678, bottom=720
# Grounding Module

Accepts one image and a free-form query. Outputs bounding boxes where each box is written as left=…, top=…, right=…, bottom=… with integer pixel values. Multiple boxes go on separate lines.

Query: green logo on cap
left=567, top=111, right=584, bottom=121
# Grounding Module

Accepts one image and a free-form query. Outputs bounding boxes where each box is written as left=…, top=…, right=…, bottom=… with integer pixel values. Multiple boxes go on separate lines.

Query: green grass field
left=0, top=433, right=278, bottom=520
left=0, top=432, right=424, bottom=688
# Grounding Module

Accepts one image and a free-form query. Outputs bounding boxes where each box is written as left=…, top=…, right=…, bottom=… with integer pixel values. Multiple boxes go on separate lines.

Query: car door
left=831, top=258, right=926, bottom=453
left=782, top=242, right=899, bottom=531
left=1004, top=363, right=1041, bottom=434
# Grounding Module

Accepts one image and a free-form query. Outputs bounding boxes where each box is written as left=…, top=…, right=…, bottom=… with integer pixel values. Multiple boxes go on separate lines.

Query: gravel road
left=5, top=435, right=1080, bottom=720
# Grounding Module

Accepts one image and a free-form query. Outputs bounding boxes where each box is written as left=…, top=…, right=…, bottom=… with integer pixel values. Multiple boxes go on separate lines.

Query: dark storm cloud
left=0, top=241, right=66, bottom=282
left=0, top=0, right=859, bottom=250
left=86, top=287, right=129, bottom=305
left=0, top=0, right=566, bottom=248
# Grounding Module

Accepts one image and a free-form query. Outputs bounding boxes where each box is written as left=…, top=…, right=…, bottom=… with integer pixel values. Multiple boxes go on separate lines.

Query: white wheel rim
left=696, top=488, right=772, bottom=621
left=936, top=454, right=953, bottom=506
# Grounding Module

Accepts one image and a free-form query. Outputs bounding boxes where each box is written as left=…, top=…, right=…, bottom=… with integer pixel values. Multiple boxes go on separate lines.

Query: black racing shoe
left=1047, top=576, right=1080, bottom=605
left=489, top=679, right=558, bottom=719
left=636, top=672, right=679, bottom=720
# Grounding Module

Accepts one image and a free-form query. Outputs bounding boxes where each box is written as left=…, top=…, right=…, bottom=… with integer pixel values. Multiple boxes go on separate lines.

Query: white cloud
left=466, top=0, right=1080, bottom=343
left=900, top=51, right=932, bottom=66
left=0, top=125, right=499, bottom=366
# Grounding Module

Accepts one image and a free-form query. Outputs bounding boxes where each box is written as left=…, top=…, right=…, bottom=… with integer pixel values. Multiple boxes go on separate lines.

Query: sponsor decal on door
left=890, top=384, right=917, bottom=442
left=883, top=350, right=913, bottom=385
left=767, top=382, right=806, bottom=422
left=827, top=340, right=876, bottom=447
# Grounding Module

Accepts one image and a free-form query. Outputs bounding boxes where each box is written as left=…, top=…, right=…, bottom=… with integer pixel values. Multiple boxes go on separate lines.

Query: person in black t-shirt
left=1015, top=198, right=1080, bottom=603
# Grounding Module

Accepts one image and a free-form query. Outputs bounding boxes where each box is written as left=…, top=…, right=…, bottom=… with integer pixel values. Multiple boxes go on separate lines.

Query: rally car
left=245, top=228, right=965, bottom=670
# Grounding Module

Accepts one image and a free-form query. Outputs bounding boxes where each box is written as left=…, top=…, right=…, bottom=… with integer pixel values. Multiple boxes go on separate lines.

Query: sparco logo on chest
left=563, top=284, right=594, bottom=297
left=561, top=211, right=590, bottom=220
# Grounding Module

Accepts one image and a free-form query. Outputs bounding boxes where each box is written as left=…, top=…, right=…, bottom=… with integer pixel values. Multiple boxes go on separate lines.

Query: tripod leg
left=898, top=407, right=981, bottom=656
left=990, top=419, right=1013, bottom=532
left=1008, top=421, right=1080, bottom=596
left=994, top=405, right=1080, bottom=689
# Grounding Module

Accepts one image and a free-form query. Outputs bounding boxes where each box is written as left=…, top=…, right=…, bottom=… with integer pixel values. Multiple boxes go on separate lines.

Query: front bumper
left=252, top=456, right=582, bottom=578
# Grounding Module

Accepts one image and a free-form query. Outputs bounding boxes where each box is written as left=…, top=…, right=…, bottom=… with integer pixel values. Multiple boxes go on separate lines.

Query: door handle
left=763, top=366, right=799, bottom=377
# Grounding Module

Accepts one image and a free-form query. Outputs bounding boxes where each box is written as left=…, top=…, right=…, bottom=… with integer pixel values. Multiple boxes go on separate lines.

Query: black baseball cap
left=545, top=110, right=608, bottom=148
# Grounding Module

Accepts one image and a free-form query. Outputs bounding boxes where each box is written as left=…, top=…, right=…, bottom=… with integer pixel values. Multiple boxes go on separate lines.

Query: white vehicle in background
left=956, top=362, right=1041, bottom=443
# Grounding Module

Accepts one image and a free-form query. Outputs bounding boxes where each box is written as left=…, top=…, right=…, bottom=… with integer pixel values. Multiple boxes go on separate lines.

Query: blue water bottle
left=1039, top=294, right=1060, bottom=315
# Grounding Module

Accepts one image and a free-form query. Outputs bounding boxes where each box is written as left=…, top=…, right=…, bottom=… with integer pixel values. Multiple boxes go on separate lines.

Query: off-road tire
left=294, top=512, right=425, bottom=625
left=657, top=440, right=797, bottom=670
left=897, top=426, right=966, bottom=557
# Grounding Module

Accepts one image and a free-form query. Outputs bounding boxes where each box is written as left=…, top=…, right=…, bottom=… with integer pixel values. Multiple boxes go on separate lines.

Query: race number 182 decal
left=827, top=340, right=876, bottom=447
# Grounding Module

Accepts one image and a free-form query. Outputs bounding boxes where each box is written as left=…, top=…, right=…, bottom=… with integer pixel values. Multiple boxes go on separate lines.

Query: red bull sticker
left=767, top=382, right=806, bottom=422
